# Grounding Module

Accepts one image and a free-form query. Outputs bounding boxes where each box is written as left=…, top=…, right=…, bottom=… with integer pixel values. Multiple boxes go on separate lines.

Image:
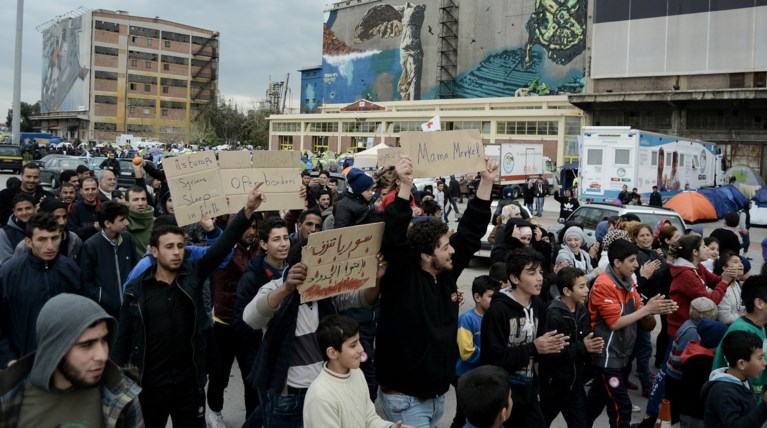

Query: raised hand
left=245, top=182, right=265, bottom=216
left=284, top=262, right=308, bottom=293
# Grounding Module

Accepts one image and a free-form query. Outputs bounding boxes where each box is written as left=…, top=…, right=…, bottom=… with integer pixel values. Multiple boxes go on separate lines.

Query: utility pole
left=12, top=0, right=24, bottom=145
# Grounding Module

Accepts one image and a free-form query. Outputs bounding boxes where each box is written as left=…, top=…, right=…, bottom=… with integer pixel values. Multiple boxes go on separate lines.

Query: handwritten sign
left=377, top=147, right=404, bottom=169
left=219, top=151, right=304, bottom=212
left=165, top=152, right=230, bottom=226
left=298, top=222, right=384, bottom=303
left=399, top=130, right=486, bottom=178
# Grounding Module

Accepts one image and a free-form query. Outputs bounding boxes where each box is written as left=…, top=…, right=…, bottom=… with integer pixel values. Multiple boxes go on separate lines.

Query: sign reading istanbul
left=399, top=130, right=486, bottom=178
left=298, top=223, right=384, bottom=303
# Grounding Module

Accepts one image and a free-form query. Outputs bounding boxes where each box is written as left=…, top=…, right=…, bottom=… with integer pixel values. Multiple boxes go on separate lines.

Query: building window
left=147, top=38, right=153, bottom=47
left=131, top=59, right=138, bottom=67
left=164, top=40, right=171, bottom=48
left=306, top=122, right=338, bottom=133
left=162, top=109, right=168, bottom=116
left=145, top=61, right=152, bottom=69
left=129, top=83, right=137, bottom=90
left=163, top=63, right=170, bottom=71
left=143, top=108, right=151, bottom=115
left=131, top=36, right=138, bottom=43
left=312, top=136, right=329, bottom=152
left=128, top=107, right=136, bottom=114
left=144, top=84, right=151, bottom=92
left=279, top=135, right=292, bottom=150
left=162, top=86, right=169, bottom=94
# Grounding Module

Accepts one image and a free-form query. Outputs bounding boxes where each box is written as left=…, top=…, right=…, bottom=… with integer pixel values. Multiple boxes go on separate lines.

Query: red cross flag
left=421, top=115, right=441, bottom=132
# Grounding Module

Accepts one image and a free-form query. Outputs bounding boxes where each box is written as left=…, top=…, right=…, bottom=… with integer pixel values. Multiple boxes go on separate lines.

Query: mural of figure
left=42, top=17, right=88, bottom=113
left=523, top=0, right=586, bottom=68
left=354, top=2, right=426, bottom=100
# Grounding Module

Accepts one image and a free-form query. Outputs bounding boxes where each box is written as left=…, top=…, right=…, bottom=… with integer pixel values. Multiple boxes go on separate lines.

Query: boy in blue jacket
left=539, top=267, right=604, bottom=427
left=703, top=330, right=767, bottom=428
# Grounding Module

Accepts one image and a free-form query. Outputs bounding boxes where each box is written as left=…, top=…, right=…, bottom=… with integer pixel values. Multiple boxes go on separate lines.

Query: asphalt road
left=8, top=170, right=758, bottom=428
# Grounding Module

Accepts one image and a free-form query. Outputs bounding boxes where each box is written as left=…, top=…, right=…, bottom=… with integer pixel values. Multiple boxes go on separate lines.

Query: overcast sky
left=0, top=0, right=326, bottom=120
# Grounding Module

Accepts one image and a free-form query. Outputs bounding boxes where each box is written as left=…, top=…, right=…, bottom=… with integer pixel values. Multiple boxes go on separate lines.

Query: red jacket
left=667, top=263, right=727, bottom=336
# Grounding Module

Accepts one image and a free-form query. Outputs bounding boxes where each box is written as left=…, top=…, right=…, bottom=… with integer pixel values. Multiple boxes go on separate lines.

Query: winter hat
left=501, top=204, right=521, bottom=223
left=502, top=186, right=514, bottom=198
left=39, top=199, right=69, bottom=213
left=689, top=296, right=718, bottom=322
left=31, top=294, right=116, bottom=392
left=697, top=319, right=728, bottom=348
left=602, top=229, right=629, bottom=252
left=346, top=168, right=374, bottom=195
left=563, top=226, right=587, bottom=246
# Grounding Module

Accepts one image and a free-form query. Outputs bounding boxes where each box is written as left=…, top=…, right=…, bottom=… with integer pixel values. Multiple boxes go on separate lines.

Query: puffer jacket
left=334, top=192, right=374, bottom=229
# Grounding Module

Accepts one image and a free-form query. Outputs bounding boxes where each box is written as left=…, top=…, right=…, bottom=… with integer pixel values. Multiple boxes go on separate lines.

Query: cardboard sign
left=377, top=147, right=404, bottom=169
left=399, top=130, right=486, bottom=178
left=298, top=223, right=384, bottom=303
left=165, top=152, right=230, bottom=226
left=219, top=151, right=304, bottom=212
left=218, top=150, right=252, bottom=168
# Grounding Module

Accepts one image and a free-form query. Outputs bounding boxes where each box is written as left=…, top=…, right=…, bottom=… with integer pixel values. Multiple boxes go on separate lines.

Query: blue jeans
left=634, top=328, right=653, bottom=389
left=247, top=390, right=305, bottom=428
left=445, top=197, right=460, bottom=219
left=379, top=389, right=445, bottom=428
left=535, top=196, right=545, bottom=216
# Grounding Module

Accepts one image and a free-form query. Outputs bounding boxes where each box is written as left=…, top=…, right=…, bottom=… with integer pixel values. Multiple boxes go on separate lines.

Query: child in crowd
left=488, top=262, right=510, bottom=289
left=703, top=330, right=767, bottom=428
left=481, top=247, right=568, bottom=428
left=456, top=365, right=513, bottom=428
left=303, top=314, right=409, bottom=428
left=452, top=275, right=501, bottom=428
left=701, top=237, right=719, bottom=272
left=539, top=267, right=604, bottom=427
left=712, top=275, right=767, bottom=399
left=714, top=250, right=746, bottom=324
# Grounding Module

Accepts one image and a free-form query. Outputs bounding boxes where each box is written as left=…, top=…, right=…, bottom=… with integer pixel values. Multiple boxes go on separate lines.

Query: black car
left=116, top=159, right=156, bottom=190
left=37, top=155, right=89, bottom=188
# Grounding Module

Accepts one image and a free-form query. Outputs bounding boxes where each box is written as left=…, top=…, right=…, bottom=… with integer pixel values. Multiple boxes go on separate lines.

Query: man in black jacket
left=376, top=154, right=497, bottom=427
left=68, top=176, right=101, bottom=242
left=112, top=183, right=265, bottom=427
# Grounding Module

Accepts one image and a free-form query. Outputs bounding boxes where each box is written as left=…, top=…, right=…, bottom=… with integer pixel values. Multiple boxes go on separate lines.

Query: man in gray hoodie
left=0, top=293, right=143, bottom=427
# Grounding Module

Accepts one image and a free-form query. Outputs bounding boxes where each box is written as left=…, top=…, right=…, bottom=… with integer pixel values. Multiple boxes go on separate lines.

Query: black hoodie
left=538, top=298, right=592, bottom=389
left=702, top=367, right=767, bottom=428
left=480, top=288, right=546, bottom=405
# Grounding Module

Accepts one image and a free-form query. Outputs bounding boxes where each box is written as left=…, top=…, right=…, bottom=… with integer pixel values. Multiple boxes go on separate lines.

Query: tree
left=243, top=106, right=276, bottom=148
left=6, top=101, right=41, bottom=132
left=192, top=95, right=247, bottom=146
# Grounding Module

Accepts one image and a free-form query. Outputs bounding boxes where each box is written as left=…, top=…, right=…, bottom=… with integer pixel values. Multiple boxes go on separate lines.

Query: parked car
left=38, top=156, right=89, bottom=188
left=0, top=145, right=23, bottom=173
left=549, top=203, right=687, bottom=246
left=309, top=170, right=347, bottom=194
left=117, top=160, right=156, bottom=190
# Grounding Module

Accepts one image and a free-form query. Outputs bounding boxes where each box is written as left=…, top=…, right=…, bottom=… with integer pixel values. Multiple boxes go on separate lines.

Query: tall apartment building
left=33, top=9, right=218, bottom=144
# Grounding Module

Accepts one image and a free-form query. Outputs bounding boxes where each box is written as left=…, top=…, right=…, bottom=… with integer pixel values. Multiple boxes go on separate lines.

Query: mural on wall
left=317, top=0, right=585, bottom=105
left=41, top=15, right=91, bottom=113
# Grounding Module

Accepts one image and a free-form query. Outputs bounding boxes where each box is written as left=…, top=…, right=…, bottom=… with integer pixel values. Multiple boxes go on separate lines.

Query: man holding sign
left=375, top=154, right=498, bottom=427
left=112, top=182, right=266, bottom=428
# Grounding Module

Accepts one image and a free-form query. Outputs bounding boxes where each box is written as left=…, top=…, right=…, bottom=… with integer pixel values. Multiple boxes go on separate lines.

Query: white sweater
left=303, top=366, right=393, bottom=428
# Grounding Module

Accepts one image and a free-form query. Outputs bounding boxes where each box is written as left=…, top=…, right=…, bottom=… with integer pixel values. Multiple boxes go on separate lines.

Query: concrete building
left=571, top=1, right=767, bottom=176
left=32, top=9, right=218, bottom=144
left=269, top=96, right=583, bottom=166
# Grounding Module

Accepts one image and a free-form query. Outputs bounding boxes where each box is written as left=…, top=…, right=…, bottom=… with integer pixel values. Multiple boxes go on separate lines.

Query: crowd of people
left=0, top=151, right=766, bottom=428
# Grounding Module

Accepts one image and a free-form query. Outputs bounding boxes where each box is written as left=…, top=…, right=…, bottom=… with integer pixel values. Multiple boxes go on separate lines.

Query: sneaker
left=206, top=410, right=226, bottom=428
left=631, top=404, right=641, bottom=413
left=627, top=380, right=639, bottom=390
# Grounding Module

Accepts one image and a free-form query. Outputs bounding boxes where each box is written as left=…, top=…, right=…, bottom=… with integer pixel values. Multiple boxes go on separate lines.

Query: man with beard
left=57, top=182, right=77, bottom=205
left=0, top=293, right=143, bottom=427
left=315, top=189, right=333, bottom=223
left=375, top=154, right=497, bottom=427
left=126, top=184, right=155, bottom=259
left=112, top=183, right=265, bottom=427
left=0, top=163, right=53, bottom=226
left=68, top=177, right=101, bottom=242
left=13, top=198, right=83, bottom=262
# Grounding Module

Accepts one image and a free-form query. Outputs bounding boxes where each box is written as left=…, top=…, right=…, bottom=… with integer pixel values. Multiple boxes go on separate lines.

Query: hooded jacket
left=481, top=289, right=547, bottom=405
left=67, top=200, right=100, bottom=242
left=127, top=206, right=155, bottom=259
left=679, top=341, right=715, bottom=420
left=589, top=266, right=642, bottom=369
left=0, top=219, right=25, bottom=265
left=12, top=231, right=82, bottom=263
left=0, top=253, right=81, bottom=366
left=539, top=298, right=592, bottom=389
left=0, top=294, right=143, bottom=427
left=376, top=195, right=488, bottom=399
left=668, top=259, right=728, bottom=336
left=702, top=367, right=767, bottom=428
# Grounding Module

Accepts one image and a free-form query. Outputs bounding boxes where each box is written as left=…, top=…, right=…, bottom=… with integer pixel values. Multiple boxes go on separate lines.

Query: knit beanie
left=689, top=296, right=718, bottom=322
left=39, top=198, right=68, bottom=213
left=30, top=293, right=117, bottom=392
left=346, top=168, right=374, bottom=195
left=563, top=226, right=587, bottom=246
left=697, top=319, right=728, bottom=348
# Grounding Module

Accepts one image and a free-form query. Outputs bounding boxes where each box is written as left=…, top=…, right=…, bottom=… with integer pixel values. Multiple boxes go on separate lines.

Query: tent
left=697, top=188, right=737, bottom=219
left=716, top=185, right=750, bottom=210
left=753, top=188, right=767, bottom=207
left=354, top=143, right=390, bottom=170
left=726, top=165, right=767, bottom=187
left=663, top=192, right=718, bottom=223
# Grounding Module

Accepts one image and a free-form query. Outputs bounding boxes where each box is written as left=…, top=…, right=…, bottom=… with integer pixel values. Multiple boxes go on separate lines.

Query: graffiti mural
left=316, top=0, right=586, bottom=105
left=41, top=15, right=91, bottom=113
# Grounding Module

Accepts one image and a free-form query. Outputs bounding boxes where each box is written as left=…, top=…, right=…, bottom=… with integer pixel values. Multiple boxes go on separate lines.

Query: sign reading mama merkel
left=399, top=130, right=486, bottom=178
